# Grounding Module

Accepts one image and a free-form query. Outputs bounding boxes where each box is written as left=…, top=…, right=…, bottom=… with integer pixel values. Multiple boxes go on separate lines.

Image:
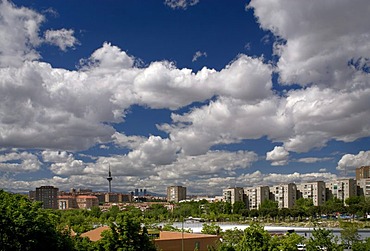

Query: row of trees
left=202, top=222, right=370, bottom=251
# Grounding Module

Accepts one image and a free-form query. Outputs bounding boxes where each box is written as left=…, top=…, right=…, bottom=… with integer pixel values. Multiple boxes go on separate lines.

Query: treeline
left=3, top=190, right=370, bottom=251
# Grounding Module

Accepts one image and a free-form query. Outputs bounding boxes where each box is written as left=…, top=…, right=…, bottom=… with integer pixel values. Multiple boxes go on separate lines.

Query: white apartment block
left=167, top=186, right=186, bottom=203
left=222, top=187, right=245, bottom=205
left=296, top=181, right=326, bottom=206
left=326, top=178, right=357, bottom=204
left=270, top=183, right=297, bottom=209
left=244, top=186, right=270, bottom=210
left=357, top=178, right=370, bottom=197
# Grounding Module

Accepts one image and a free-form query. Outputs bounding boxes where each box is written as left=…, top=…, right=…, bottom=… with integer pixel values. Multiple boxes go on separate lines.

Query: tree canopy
left=0, top=190, right=73, bottom=251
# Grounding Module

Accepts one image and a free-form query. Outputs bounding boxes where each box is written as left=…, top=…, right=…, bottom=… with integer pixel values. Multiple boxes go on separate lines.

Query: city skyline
left=0, top=0, right=369, bottom=195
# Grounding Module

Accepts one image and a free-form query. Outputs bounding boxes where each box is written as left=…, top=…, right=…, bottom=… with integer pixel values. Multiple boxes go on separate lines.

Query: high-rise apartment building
left=222, top=187, right=245, bottom=205
left=326, top=178, right=357, bottom=204
left=356, top=166, right=370, bottom=180
left=244, top=186, right=270, bottom=210
left=270, top=183, right=297, bottom=209
left=167, top=186, right=187, bottom=203
left=296, top=181, right=326, bottom=206
left=35, top=186, right=59, bottom=209
left=357, top=178, right=370, bottom=197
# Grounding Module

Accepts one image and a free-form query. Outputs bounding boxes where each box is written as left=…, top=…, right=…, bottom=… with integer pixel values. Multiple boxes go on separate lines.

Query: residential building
left=326, top=178, right=357, bottom=204
left=35, top=186, right=59, bottom=209
left=222, top=187, right=245, bottom=205
left=104, top=193, right=132, bottom=203
left=76, top=195, right=99, bottom=209
left=244, top=186, right=270, bottom=210
left=270, top=183, right=297, bottom=209
left=356, top=166, right=370, bottom=180
left=296, top=181, right=326, bottom=206
left=357, top=178, right=370, bottom=197
left=58, top=195, right=78, bottom=210
left=167, top=186, right=187, bottom=203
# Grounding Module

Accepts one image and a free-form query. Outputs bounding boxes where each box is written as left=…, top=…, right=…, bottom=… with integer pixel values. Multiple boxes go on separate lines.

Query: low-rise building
left=58, top=195, right=78, bottom=210
left=76, top=195, right=99, bottom=209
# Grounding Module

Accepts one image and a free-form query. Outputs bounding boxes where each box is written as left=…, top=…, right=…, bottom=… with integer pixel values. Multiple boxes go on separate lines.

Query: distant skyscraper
left=107, top=164, right=112, bottom=193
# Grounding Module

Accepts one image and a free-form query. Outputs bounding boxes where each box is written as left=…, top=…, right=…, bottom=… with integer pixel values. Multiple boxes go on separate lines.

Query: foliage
left=276, top=233, right=305, bottom=251
left=232, top=201, right=246, bottom=215
left=322, top=198, right=345, bottom=214
left=352, top=237, right=370, bottom=251
left=201, top=223, right=221, bottom=235
left=306, top=228, right=341, bottom=251
left=340, top=222, right=360, bottom=247
left=259, top=200, right=278, bottom=218
left=96, top=211, right=157, bottom=251
left=235, top=223, right=271, bottom=251
left=0, top=190, right=74, bottom=251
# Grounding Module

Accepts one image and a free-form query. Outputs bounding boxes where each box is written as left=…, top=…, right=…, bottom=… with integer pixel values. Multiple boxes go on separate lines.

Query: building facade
left=35, top=186, right=59, bottom=209
left=326, top=178, right=357, bottom=204
left=357, top=178, right=370, bottom=197
left=296, top=181, right=326, bottom=206
left=270, top=183, right=297, bottom=209
left=356, top=166, right=370, bottom=180
left=76, top=195, right=99, bottom=209
left=167, top=186, right=187, bottom=203
left=222, top=187, right=245, bottom=205
left=58, top=195, right=78, bottom=210
left=244, top=186, right=270, bottom=210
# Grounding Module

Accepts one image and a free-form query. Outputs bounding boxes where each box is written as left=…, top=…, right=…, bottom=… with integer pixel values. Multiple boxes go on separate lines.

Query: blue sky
left=0, top=0, right=369, bottom=195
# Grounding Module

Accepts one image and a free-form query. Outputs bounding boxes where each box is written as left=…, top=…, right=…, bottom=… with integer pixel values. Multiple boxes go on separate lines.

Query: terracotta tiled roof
left=76, top=195, right=98, bottom=199
left=80, top=226, right=110, bottom=241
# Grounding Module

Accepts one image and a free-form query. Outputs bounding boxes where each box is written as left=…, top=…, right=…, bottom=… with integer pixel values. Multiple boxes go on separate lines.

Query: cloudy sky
left=1, top=0, right=369, bottom=195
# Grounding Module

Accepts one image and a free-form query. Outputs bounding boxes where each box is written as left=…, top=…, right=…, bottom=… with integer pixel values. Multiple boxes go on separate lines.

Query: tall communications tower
left=107, top=164, right=113, bottom=193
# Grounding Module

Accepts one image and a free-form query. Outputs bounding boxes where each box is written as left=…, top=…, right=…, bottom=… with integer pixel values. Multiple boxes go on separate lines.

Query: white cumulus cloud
left=266, top=146, right=289, bottom=166
left=164, top=0, right=199, bottom=10
left=44, top=28, right=79, bottom=51
left=337, top=150, right=370, bottom=171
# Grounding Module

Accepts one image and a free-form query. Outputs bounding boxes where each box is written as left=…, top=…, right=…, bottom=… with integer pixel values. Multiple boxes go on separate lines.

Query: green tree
left=217, top=228, right=244, bottom=251
left=322, top=198, right=345, bottom=215
left=352, top=237, right=370, bottom=251
left=340, top=222, right=360, bottom=248
left=0, top=190, right=73, bottom=251
left=96, top=212, right=157, bottom=251
left=306, top=228, right=342, bottom=251
left=232, top=201, right=246, bottom=215
left=201, top=223, right=221, bottom=235
left=235, top=223, right=271, bottom=251
left=277, top=232, right=305, bottom=251
left=259, top=200, right=278, bottom=219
